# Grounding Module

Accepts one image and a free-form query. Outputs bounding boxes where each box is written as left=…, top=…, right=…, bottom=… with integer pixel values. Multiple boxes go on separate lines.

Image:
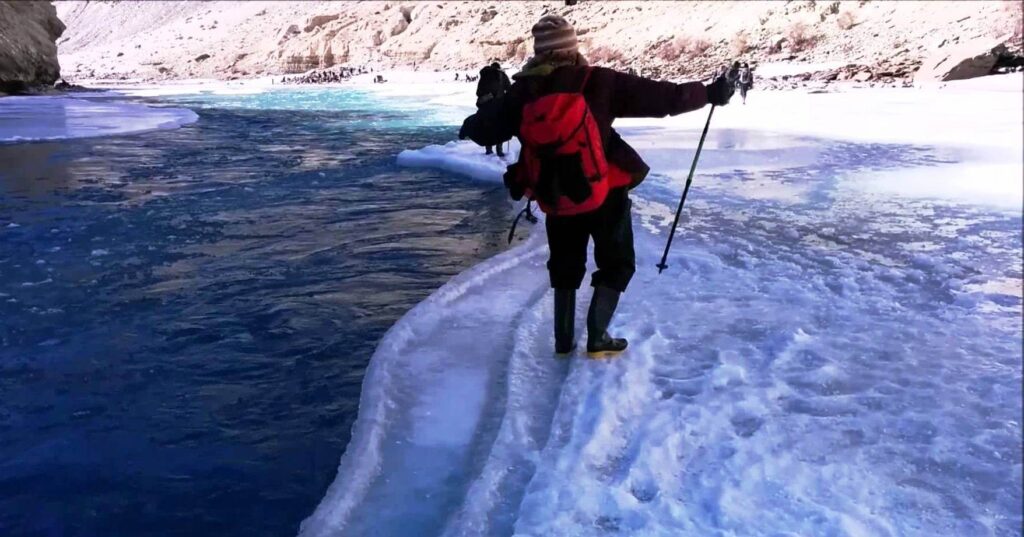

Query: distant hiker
left=738, top=62, right=753, bottom=104
left=726, top=60, right=741, bottom=86
left=455, top=72, right=460, bottom=81
left=475, top=62, right=513, bottom=157
left=459, top=15, right=734, bottom=357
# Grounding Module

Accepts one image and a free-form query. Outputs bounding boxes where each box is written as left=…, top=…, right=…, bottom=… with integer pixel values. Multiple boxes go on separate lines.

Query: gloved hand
left=705, top=74, right=734, bottom=106
left=503, top=162, right=525, bottom=201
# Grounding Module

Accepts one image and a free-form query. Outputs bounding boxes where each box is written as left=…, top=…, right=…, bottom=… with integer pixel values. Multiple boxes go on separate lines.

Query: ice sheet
left=303, top=84, right=1023, bottom=536
left=0, top=95, right=198, bottom=143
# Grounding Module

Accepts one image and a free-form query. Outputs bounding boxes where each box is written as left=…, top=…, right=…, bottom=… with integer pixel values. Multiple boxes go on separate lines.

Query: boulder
left=914, top=35, right=1009, bottom=83
left=304, top=14, right=339, bottom=33
left=852, top=70, right=873, bottom=82
left=0, top=1, right=65, bottom=93
left=768, top=35, right=787, bottom=54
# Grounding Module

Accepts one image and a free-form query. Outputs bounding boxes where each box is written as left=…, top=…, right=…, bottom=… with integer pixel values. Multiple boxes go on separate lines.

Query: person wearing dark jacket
left=460, top=15, right=734, bottom=357
left=738, top=62, right=753, bottom=104
left=475, top=62, right=513, bottom=156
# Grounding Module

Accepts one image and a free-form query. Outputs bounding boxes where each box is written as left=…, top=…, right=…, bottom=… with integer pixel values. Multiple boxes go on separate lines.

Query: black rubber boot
left=586, top=286, right=628, bottom=358
left=554, top=288, right=576, bottom=355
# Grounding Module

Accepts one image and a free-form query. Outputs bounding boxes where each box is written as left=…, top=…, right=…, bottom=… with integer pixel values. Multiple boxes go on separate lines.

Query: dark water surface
left=0, top=97, right=510, bottom=536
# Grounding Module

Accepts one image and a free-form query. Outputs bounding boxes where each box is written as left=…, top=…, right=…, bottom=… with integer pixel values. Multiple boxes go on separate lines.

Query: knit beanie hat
left=532, top=15, right=578, bottom=56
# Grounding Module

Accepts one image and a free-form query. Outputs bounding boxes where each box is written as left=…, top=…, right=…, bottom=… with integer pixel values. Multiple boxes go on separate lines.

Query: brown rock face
left=914, top=35, right=1009, bottom=83
left=0, top=1, right=65, bottom=93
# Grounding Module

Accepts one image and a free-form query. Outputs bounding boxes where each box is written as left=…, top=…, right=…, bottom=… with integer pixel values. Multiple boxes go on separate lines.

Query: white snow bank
left=306, top=85, right=1023, bottom=536
left=0, top=95, right=198, bottom=143
left=612, top=79, right=1023, bottom=210
left=618, top=75, right=1023, bottom=150
left=850, top=159, right=1024, bottom=211
left=401, top=119, right=1022, bottom=211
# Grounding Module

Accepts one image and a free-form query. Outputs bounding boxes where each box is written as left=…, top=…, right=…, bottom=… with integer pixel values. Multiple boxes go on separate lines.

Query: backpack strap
left=578, top=67, right=593, bottom=93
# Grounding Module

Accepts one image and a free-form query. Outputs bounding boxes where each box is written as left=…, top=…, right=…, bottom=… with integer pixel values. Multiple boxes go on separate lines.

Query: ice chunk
left=396, top=141, right=519, bottom=184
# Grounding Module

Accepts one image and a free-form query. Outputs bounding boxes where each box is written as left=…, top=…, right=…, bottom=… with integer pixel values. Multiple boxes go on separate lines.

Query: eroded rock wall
left=0, top=1, right=65, bottom=93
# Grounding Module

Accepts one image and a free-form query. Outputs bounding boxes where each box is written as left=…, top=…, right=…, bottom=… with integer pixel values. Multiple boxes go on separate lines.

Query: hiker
left=726, top=60, right=741, bottom=86
left=459, top=15, right=734, bottom=357
left=737, top=62, right=753, bottom=104
left=475, top=62, right=513, bottom=157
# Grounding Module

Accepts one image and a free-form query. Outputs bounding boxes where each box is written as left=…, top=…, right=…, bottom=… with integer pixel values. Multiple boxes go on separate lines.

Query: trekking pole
left=656, top=105, right=715, bottom=274
left=507, top=200, right=536, bottom=244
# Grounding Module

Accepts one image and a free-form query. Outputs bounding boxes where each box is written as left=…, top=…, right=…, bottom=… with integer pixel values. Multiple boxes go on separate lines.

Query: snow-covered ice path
left=302, top=80, right=1023, bottom=536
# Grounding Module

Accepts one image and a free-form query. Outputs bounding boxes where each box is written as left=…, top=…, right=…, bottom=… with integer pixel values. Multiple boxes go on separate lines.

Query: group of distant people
left=280, top=66, right=370, bottom=85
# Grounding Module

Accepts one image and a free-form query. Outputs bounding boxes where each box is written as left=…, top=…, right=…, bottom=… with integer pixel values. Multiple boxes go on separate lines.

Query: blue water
left=0, top=90, right=511, bottom=536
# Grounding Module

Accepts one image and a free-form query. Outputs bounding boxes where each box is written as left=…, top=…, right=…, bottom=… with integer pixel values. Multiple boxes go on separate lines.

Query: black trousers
left=545, top=188, right=635, bottom=292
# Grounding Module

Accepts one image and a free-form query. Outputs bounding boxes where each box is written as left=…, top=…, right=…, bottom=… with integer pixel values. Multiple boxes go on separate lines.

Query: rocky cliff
left=0, top=1, right=65, bottom=93
left=54, top=1, right=1022, bottom=86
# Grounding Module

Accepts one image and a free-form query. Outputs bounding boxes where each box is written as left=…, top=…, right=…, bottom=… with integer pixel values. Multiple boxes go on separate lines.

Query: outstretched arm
left=602, top=68, right=709, bottom=119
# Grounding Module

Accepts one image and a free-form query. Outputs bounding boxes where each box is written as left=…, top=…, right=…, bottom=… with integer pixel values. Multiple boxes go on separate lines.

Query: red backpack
left=509, top=69, right=610, bottom=216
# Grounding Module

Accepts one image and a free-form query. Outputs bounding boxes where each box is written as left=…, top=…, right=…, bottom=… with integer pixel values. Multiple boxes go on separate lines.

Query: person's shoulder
left=506, top=78, right=529, bottom=98
left=583, top=65, right=614, bottom=74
